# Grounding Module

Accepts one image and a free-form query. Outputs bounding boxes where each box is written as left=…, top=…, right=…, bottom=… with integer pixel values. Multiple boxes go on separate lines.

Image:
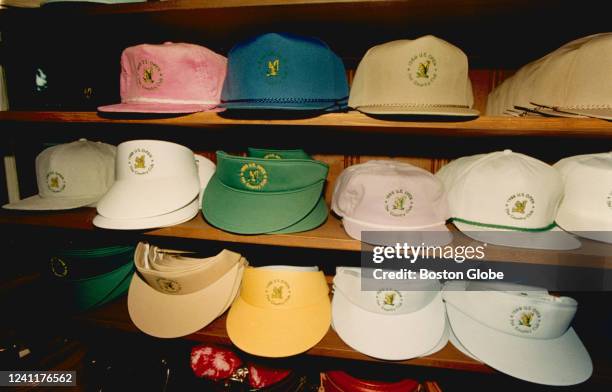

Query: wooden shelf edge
left=1, top=208, right=610, bottom=268
left=1, top=111, right=611, bottom=137
left=74, top=297, right=492, bottom=373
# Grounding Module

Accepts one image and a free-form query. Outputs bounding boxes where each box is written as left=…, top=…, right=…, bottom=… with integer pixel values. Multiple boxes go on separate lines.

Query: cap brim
left=127, top=262, right=244, bottom=338
left=268, top=197, right=328, bottom=234
left=447, top=315, right=479, bottom=360
left=445, top=301, right=592, bottom=385
left=357, top=105, right=479, bottom=117
left=219, top=101, right=343, bottom=111
left=556, top=210, right=612, bottom=244
left=97, top=102, right=223, bottom=114
left=342, top=216, right=452, bottom=247
left=3, top=194, right=100, bottom=211
left=226, top=294, right=331, bottom=357
left=453, top=220, right=581, bottom=250
left=554, top=107, right=612, bottom=121
left=93, top=198, right=199, bottom=230
left=203, top=175, right=324, bottom=234
left=97, top=176, right=199, bottom=219
left=421, top=313, right=450, bottom=357
left=331, top=289, right=446, bottom=360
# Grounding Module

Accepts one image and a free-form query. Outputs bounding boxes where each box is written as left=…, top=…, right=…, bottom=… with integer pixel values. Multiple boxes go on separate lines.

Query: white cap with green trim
left=436, top=150, right=581, bottom=250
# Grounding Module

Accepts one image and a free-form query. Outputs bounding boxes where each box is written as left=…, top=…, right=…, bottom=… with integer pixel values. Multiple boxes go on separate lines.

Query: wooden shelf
left=1, top=208, right=610, bottom=269
left=1, top=111, right=612, bottom=138
left=74, top=296, right=491, bottom=373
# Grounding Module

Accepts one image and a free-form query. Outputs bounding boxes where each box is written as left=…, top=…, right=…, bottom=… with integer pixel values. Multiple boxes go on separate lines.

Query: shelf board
left=1, top=111, right=612, bottom=138
left=74, top=296, right=491, bottom=373
left=1, top=208, right=610, bottom=269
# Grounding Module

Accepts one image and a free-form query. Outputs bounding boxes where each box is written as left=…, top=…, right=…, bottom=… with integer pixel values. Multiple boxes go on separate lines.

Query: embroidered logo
left=267, top=59, right=280, bottom=77
left=510, top=306, right=541, bottom=333
left=240, top=163, right=268, bottom=190
left=46, top=171, right=66, bottom=193
left=607, top=190, right=612, bottom=211
left=128, top=148, right=154, bottom=175
left=266, top=279, right=291, bottom=305
left=83, top=87, right=93, bottom=99
left=263, top=153, right=282, bottom=160
left=376, top=290, right=403, bottom=312
left=384, top=189, right=414, bottom=217
left=505, top=193, right=535, bottom=220
left=408, top=52, right=438, bottom=87
left=35, top=68, right=48, bottom=92
left=50, top=257, right=68, bottom=278
left=156, top=278, right=181, bottom=293
left=259, top=53, right=286, bottom=83
left=137, top=60, right=163, bottom=90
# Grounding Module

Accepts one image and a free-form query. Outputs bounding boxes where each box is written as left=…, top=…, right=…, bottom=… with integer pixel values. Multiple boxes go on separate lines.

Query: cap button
left=163, top=42, right=174, bottom=45
left=503, top=149, right=512, bottom=155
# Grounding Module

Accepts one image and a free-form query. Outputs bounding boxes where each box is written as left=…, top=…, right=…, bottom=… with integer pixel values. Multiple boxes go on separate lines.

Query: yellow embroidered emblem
left=267, top=59, right=280, bottom=77
left=135, top=155, right=146, bottom=169
left=240, top=163, right=268, bottom=190
left=511, top=306, right=541, bottom=333
left=143, top=67, right=155, bottom=84
left=271, top=285, right=283, bottom=300
left=519, top=311, right=534, bottom=327
left=416, top=60, right=431, bottom=79
left=156, top=278, right=181, bottom=293
left=266, top=279, right=291, bottom=305
left=512, top=200, right=527, bottom=214
left=385, top=189, right=413, bottom=217
left=377, top=290, right=403, bottom=311
left=384, top=293, right=395, bottom=306
left=49, top=176, right=60, bottom=189
left=505, top=193, right=535, bottom=220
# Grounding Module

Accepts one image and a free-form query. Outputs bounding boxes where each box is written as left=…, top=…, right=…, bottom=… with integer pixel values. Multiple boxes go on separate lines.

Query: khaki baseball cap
left=128, top=242, right=247, bottom=338
left=226, top=265, right=331, bottom=357
left=349, top=35, right=479, bottom=117
left=3, top=139, right=116, bottom=210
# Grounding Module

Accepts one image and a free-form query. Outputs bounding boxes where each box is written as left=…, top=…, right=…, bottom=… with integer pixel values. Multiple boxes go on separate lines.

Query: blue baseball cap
left=220, top=33, right=349, bottom=111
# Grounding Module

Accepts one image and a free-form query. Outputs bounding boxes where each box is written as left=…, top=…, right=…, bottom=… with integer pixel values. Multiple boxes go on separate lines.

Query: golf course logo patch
left=137, top=59, right=163, bottom=90
left=505, top=193, right=535, bottom=220
left=240, top=162, right=268, bottom=190
left=385, top=189, right=414, bottom=217
left=266, top=279, right=291, bottom=305
left=128, top=148, right=154, bottom=175
left=263, top=153, right=282, bottom=160
left=157, top=278, right=181, bottom=294
left=376, top=290, right=403, bottom=312
left=510, top=306, right=541, bottom=333
left=50, top=256, right=68, bottom=278
left=46, top=171, right=66, bottom=193
left=408, top=52, right=438, bottom=87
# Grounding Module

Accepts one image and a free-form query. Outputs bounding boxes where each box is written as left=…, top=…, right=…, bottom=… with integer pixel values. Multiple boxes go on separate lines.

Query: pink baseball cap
left=98, top=42, right=227, bottom=114
left=332, top=160, right=452, bottom=246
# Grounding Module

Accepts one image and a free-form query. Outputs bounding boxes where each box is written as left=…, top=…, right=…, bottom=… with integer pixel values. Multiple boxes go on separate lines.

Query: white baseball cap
left=554, top=152, right=612, bottom=243
left=3, top=139, right=115, bottom=210
left=436, top=150, right=581, bottom=250
left=331, top=267, right=446, bottom=360
left=127, top=242, right=247, bottom=338
left=332, top=160, right=452, bottom=246
left=528, top=33, right=612, bottom=120
left=349, top=35, right=479, bottom=117
left=443, top=281, right=592, bottom=386
left=96, top=140, right=201, bottom=219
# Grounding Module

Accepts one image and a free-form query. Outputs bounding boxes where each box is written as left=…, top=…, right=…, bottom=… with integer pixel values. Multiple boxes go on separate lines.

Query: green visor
left=203, top=151, right=328, bottom=234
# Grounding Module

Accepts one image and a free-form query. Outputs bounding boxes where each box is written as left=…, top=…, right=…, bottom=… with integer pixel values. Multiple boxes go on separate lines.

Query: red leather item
left=190, top=345, right=243, bottom=381
left=247, top=362, right=291, bottom=388
left=321, top=371, right=420, bottom=392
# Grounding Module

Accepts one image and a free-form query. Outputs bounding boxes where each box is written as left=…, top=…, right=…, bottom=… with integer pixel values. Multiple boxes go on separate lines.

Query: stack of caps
left=220, top=33, right=349, bottom=112
left=203, top=148, right=329, bottom=234
left=349, top=35, right=479, bottom=117
left=436, top=149, right=581, bottom=250
left=226, top=265, right=331, bottom=357
left=128, top=242, right=247, bottom=338
left=3, top=139, right=116, bottom=210
left=94, top=140, right=215, bottom=230
left=554, top=152, right=612, bottom=243
left=486, top=33, right=612, bottom=120
left=47, top=244, right=135, bottom=311
left=98, top=42, right=227, bottom=114
left=332, top=160, right=452, bottom=246
left=332, top=267, right=447, bottom=360
left=443, top=281, right=592, bottom=386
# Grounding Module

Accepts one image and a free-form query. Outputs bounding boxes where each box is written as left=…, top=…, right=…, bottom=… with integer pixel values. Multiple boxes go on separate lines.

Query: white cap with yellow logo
left=127, top=242, right=247, bottom=338
left=443, top=281, right=592, bottom=386
left=349, top=35, right=479, bottom=117
left=436, top=150, right=581, bottom=250
left=331, top=267, right=446, bottom=360
left=226, top=265, right=330, bottom=358
left=332, top=160, right=452, bottom=246
left=3, top=139, right=116, bottom=210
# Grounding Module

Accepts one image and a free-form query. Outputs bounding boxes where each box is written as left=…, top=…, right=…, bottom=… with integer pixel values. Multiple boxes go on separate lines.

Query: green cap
left=247, top=147, right=312, bottom=160
left=203, top=150, right=329, bottom=234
